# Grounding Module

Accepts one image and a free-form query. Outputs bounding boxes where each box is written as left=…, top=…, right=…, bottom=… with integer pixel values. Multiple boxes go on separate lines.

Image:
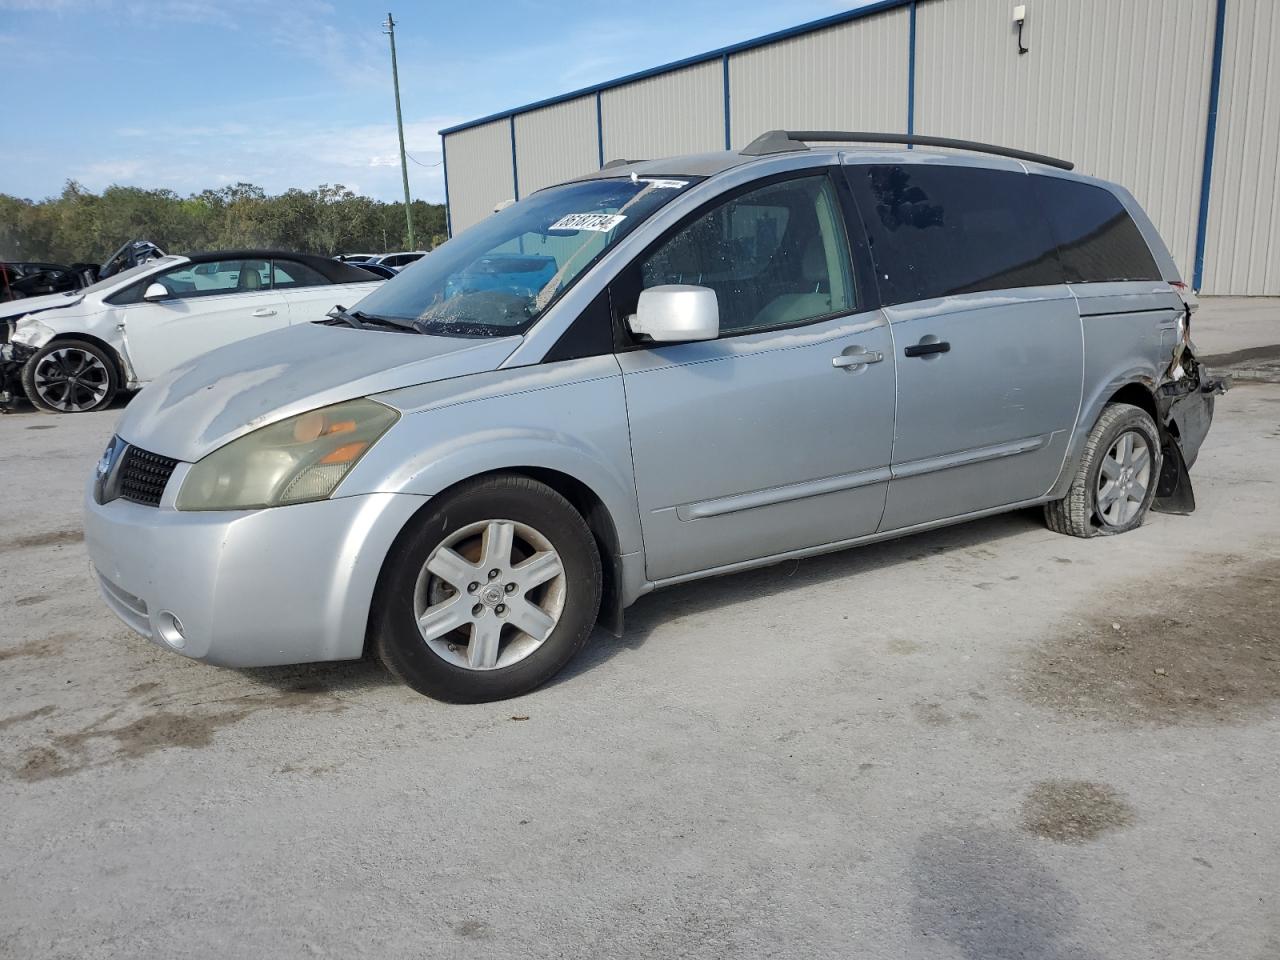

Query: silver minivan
left=84, top=132, right=1226, bottom=702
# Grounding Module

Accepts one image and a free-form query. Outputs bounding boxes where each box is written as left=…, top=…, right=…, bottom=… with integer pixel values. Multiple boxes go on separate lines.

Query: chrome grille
left=118, top=446, right=178, bottom=506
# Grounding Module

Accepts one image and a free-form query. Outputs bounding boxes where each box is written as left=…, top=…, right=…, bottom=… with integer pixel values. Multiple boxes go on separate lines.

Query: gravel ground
left=1, top=380, right=1278, bottom=960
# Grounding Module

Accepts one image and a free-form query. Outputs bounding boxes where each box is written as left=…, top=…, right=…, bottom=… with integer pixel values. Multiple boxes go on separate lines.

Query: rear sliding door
left=844, top=160, right=1083, bottom=531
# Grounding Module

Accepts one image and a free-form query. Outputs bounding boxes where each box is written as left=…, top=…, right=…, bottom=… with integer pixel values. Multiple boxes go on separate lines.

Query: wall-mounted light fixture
left=1014, top=5, right=1029, bottom=55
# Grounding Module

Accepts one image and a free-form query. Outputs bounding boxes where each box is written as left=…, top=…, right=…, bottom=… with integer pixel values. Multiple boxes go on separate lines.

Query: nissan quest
left=84, top=131, right=1228, bottom=702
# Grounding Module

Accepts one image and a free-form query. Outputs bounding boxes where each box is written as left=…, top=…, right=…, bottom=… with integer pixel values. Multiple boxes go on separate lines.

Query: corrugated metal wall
left=1201, top=0, right=1280, bottom=295
left=915, top=0, right=1217, bottom=285
left=441, top=0, right=1278, bottom=294
left=443, top=119, right=515, bottom=233
left=514, top=96, right=599, bottom=199
left=728, top=8, right=910, bottom=148
left=601, top=62, right=723, bottom=162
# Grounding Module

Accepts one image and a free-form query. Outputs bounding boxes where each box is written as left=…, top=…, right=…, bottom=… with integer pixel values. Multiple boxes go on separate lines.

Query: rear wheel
left=22, top=339, right=118, bottom=413
left=1045, top=402, right=1162, bottom=538
left=373, top=475, right=602, bottom=702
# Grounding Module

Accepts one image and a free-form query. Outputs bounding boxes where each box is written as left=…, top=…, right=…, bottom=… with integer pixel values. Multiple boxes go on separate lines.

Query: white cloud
left=60, top=114, right=462, bottom=203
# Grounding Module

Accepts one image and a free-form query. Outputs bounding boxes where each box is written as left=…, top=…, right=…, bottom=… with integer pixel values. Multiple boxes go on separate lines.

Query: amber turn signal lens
left=318, top=441, right=370, bottom=465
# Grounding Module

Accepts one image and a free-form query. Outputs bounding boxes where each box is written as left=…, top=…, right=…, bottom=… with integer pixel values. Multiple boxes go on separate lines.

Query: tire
left=1044, top=402, right=1163, bottom=538
left=22, top=339, right=119, bottom=413
left=373, top=474, right=602, bottom=702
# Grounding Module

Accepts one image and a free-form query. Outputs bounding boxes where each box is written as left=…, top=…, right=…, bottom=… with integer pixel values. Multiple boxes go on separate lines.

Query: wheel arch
left=366, top=462, right=636, bottom=652
left=1050, top=373, right=1161, bottom=500
left=46, top=332, right=129, bottom=386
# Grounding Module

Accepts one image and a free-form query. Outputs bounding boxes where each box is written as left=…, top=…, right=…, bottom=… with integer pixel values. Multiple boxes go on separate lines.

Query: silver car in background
left=84, top=131, right=1226, bottom=702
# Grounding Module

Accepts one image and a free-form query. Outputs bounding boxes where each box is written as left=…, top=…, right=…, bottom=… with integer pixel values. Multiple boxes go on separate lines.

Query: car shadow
left=230, top=507, right=1048, bottom=699
left=2, top=392, right=132, bottom=417
left=550, top=507, right=1048, bottom=688
left=235, top=655, right=398, bottom=695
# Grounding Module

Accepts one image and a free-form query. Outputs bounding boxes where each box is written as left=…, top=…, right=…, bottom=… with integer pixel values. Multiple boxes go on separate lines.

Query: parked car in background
left=98, top=240, right=165, bottom=280
left=368, top=251, right=428, bottom=270
left=1, top=261, right=95, bottom=301
left=0, top=250, right=382, bottom=412
left=347, top=261, right=399, bottom=280
left=334, top=253, right=379, bottom=263
left=83, top=133, right=1225, bottom=702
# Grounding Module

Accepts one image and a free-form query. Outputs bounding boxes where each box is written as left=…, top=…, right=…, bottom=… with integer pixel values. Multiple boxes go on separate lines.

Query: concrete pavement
left=1, top=376, right=1278, bottom=958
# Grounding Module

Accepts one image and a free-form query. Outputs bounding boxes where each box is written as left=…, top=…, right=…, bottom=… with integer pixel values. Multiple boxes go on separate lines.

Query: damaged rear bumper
left=1153, top=349, right=1230, bottom=514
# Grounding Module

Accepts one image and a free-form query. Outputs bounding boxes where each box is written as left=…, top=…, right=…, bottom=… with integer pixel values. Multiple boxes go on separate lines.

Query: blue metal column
left=1192, top=0, right=1228, bottom=291
left=722, top=53, right=732, bottom=150
left=596, top=91, right=605, bottom=168
left=510, top=115, right=520, bottom=201
left=442, top=139, right=452, bottom=238
left=906, top=0, right=917, bottom=144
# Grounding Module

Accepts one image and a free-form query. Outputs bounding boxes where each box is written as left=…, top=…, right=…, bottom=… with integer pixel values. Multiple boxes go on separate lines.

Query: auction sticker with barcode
left=549, top=213, right=627, bottom=232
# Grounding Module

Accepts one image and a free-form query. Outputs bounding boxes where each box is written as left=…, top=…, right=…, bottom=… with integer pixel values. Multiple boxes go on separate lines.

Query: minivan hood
left=0, top=291, right=84, bottom=322
left=116, top=323, right=521, bottom=461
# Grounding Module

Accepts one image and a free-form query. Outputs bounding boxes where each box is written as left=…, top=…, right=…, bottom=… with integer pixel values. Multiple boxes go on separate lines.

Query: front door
left=120, top=258, right=288, bottom=381
left=844, top=161, right=1084, bottom=530
left=615, top=172, right=896, bottom=581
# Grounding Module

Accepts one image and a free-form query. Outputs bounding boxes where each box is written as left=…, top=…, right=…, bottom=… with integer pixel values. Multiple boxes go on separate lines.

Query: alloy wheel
left=1096, top=429, right=1153, bottom=526
left=32, top=347, right=110, bottom=412
left=414, top=518, right=566, bottom=671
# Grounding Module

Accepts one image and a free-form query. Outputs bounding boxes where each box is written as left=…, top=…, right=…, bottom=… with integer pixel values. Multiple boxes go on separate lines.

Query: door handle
left=251, top=308, right=277, bottom=317
left=832, top=348, right=884, bottom=370
left=904, top=340, right=950, bottom=358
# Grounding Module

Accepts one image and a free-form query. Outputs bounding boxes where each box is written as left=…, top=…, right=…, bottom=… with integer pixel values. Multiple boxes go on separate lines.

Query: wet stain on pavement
left=0, top=705, right=55, bottom=732
left=913, top=702, right=954, bottom=726
left=911, top=826, right=1101, bottom=960
left=8, top=683, right=350, bottom=783
left=0, top=632, right=70, bottom=663
left=1021, top=780, right=1135, bottom=843
left=2, top=527, right=83, bottom=553
left=453, top=919, right=491, bottom=939
left=1019, top=556, right=1280, bottom=725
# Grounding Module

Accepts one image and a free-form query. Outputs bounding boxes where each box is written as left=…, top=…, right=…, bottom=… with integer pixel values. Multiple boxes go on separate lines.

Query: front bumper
left=84, top=484, right=429, bottom=667
left=0, top=340, right=34, bottom=410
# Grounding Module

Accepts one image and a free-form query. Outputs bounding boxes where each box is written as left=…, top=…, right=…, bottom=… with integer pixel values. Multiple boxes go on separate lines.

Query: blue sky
left=2, top=0, right=866, bottom=204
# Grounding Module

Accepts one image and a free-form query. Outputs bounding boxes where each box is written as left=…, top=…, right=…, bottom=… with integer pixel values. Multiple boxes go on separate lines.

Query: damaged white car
left=0, top=250, right=383, bottom=413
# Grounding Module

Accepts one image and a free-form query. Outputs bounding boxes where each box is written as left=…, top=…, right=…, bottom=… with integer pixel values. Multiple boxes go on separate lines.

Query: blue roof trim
left=439, top=0, right=914, bottom=136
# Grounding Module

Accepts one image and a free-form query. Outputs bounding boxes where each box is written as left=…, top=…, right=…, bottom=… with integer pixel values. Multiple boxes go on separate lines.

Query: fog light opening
left=156, top=610, right=187, bottom=650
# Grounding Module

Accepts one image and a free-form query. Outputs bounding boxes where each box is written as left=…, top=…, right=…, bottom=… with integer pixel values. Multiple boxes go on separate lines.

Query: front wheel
left=373, top=475, right=602, bottom=702
left=22, top=339, right=119, bottom=413
left=1045, top=402, right=1163, bottom=538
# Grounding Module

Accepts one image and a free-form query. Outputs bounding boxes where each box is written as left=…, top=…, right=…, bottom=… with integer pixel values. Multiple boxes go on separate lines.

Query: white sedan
left=0, top=250, right=383, bottom=413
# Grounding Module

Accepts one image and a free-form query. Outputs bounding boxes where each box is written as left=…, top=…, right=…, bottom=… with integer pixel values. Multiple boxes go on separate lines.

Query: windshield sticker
left=549, top=213, right=627, bottom=232
left=638, top=178, right=689, bottom=189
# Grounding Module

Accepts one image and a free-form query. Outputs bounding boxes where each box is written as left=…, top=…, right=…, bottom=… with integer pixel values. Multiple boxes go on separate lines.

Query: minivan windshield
left=351, top=176, right=698, bottom=337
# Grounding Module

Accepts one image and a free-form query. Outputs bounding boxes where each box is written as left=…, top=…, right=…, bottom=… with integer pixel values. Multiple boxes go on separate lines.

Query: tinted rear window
left=847, top=164, right=1061, bottom=306
left=1032, top=176, right=1161, bottom=283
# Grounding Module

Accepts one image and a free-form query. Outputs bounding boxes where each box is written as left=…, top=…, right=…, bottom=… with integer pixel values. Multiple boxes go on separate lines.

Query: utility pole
left=383, top=12, right=415, bottom=250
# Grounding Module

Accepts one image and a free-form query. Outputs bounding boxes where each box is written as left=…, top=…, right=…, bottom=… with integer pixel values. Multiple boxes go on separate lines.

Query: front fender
left=338, top=357, right=644, bottom=560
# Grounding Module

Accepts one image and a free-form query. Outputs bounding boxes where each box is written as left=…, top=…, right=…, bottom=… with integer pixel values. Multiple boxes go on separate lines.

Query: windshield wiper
left=324, top=306, right=418, bottom=332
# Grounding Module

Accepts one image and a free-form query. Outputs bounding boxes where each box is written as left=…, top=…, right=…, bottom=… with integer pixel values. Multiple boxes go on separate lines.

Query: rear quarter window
left=1031, top=176, right=1161, bottom=283
left=847, top=164, right=1062, bottom=306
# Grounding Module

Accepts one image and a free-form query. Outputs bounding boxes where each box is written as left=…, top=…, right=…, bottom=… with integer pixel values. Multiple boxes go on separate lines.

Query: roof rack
left=740, top=130, right=1074, bottom=171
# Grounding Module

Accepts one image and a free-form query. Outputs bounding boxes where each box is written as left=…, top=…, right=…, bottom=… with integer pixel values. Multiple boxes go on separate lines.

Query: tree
left=0, top=181, right=448, bottom=263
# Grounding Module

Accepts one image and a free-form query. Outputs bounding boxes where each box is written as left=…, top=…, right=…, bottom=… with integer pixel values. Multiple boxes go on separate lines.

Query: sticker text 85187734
left=548, top=213, right=627, bottom=233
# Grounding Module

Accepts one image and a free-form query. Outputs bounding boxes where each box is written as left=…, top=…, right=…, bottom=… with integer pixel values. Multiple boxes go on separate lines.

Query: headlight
left=10, top=319, right=55, bottom=347
left=176, top=398, right=399, bottom=511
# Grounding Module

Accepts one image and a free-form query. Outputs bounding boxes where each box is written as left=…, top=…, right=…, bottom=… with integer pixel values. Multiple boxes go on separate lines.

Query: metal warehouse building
left=440, top=0, right=1279, bottom=296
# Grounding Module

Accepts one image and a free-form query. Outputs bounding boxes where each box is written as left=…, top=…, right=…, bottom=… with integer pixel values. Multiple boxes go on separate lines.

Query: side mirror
left=143, top=282, right=170, bottom=302
left=628, top=285, right=719, bottom=343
